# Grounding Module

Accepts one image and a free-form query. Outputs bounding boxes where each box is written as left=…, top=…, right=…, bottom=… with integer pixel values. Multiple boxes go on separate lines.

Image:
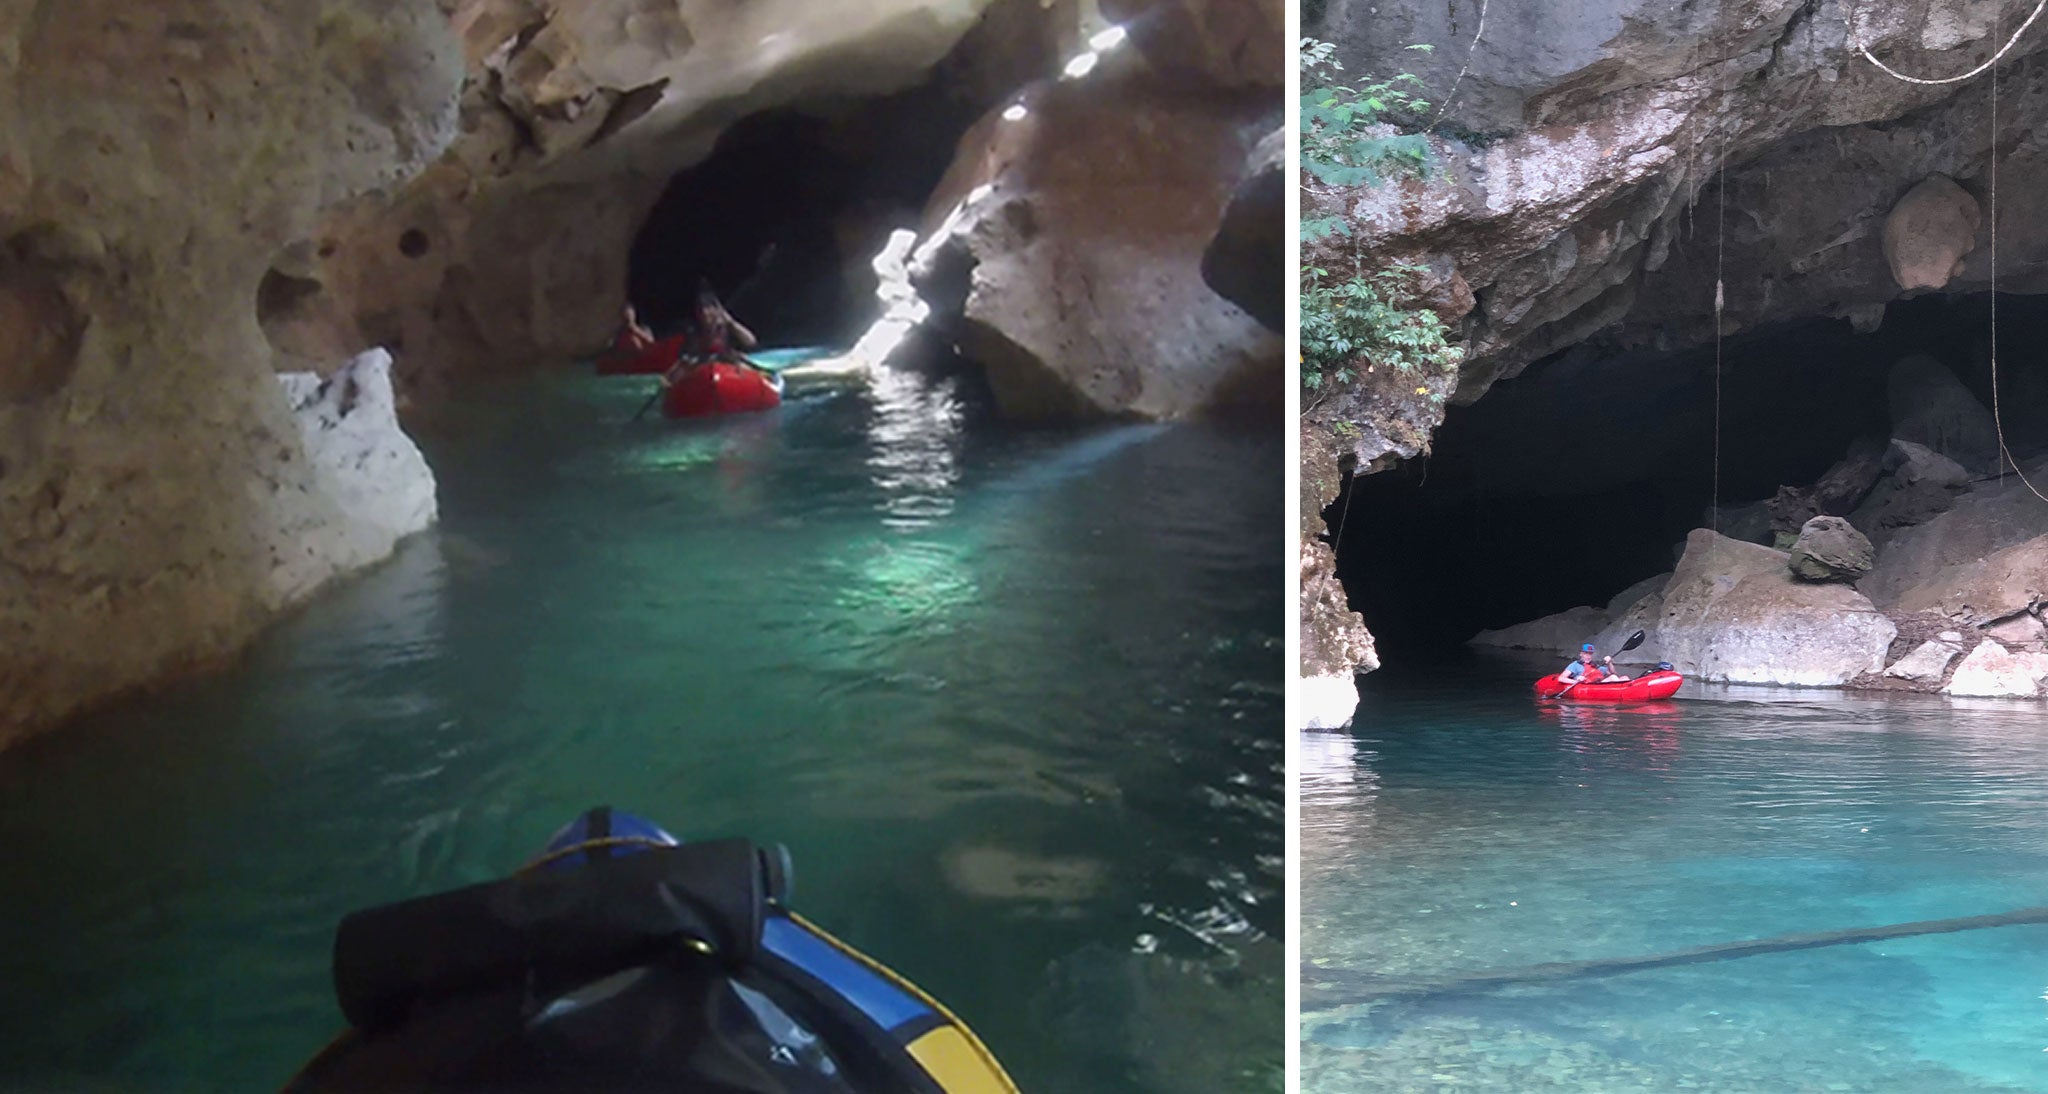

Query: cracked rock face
left=0, top=0, right=464, bottom=747
left=1308, top=0, right=2048, bottom=410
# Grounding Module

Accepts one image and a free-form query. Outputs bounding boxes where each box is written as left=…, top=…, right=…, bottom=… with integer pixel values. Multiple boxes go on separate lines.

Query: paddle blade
left=1619, top=629, right=1647, bottom=653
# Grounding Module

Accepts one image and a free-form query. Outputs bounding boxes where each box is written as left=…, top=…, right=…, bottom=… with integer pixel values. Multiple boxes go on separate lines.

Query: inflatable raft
left=1533, top=668, right=1685, bottom=701
left=597, top=333, right=686, bottom=375
left=664, top=359, right=784, bottom=418
left=288, top=807, right=1018, bottom=1093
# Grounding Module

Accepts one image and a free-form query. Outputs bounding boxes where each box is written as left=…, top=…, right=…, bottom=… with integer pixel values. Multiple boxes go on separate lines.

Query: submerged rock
left=1787, top=516, right=1874, bottom=582
left=1646, top=530, right=1896, bottom=687
left=1943, top=639, right=2048, bottom=698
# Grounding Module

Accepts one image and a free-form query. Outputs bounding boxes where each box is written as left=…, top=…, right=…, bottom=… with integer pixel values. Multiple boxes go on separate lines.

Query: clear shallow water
left=1303, top=659, right=2048, bottom=1093
left=0, top=368, right=1282, bottom=1092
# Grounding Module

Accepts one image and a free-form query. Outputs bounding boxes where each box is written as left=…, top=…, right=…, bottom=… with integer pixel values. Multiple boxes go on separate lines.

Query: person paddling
left=1560, top=643, right=1630, bottom=685
left=614, top=303, right=657, bottom=354
left=677, top=281, right=758, bottom=367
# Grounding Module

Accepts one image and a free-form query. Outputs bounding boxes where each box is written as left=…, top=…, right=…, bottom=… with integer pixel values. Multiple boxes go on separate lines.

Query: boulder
left=1469, top=605, right=1610, bottom=654
left=1888, top=355, right=1999, bottom=472
left=1707, top=499, right=1776, bottom=547
left=1644, top=530, right=1897, bottom=686
left=1983, top=611, right=2047, bottom=647
left=1765, top=485, right=1821, bottom=545
left=1881, top=175, right=1981, bottom=291
left=912, top=67, right=1280, bottom=419
left=1892, top=532, right=2048, bottom=625
left=1943, top=639, right=2048, bottom=698
left=1850, top=439, right=1971, bottom=542
left=1811, top=435, right=1888, bottom=515
left=1884, top=640, right=1962, bottom=682
left=1605, top=572, right=1672, bottom=616
left=1593, top=582, right=1668, bottom=660
left=1787, top=516, right=1874, bottom=582
left=1859, top=453, right=2048, bottom=607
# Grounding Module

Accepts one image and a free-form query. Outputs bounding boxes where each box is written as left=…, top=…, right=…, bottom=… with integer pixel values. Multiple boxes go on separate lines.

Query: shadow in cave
left=1329, top=292, right=2048, bottom=660
left=626, top=84, right=983, bottom=350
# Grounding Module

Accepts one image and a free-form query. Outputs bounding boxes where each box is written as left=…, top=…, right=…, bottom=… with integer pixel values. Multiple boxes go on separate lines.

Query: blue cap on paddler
left=1582, top=644, right=1596, bottom=652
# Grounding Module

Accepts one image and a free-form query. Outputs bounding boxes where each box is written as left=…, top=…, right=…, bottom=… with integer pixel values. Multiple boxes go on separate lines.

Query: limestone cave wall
left=0, top=0, right=464, bottom=747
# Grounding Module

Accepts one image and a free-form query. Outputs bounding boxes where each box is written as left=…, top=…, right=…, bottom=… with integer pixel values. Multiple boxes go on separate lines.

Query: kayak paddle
left=1558, top=629, right=1647, bottom=696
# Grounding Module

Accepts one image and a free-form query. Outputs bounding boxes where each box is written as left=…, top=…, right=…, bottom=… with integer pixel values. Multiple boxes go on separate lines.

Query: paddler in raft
left=1560, top=642, right=1630, bottom=685
left=614, top=302, right=658, bottom=355
left=665, top=280, right=761, bottom=377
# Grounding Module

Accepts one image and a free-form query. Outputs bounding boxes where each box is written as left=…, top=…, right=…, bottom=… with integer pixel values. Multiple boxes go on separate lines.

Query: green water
left=1305, top=660, right=2048, bottom=1092
left=0, top=368, right=1282, bottom=1091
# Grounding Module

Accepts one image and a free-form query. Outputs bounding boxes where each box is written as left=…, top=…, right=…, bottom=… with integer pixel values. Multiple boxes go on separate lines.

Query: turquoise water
left=0, top=368, right=1282, bottom=1091
left=1304, top=660, right=2048, bottom=1092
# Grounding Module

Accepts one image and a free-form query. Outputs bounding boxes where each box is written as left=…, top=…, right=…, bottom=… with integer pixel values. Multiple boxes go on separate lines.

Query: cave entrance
left=1329, top=292, right=2048, bottom=659
left=626, top=81, right=982, bottom=350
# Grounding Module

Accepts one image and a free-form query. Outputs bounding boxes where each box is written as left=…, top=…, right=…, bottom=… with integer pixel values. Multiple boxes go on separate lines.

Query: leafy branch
left=1299, top=39, right=1435, bottom=240
left=1301, top=264, right=1463, bottom=395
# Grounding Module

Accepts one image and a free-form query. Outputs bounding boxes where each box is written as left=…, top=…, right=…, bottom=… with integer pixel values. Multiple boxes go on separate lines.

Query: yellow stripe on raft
left=907, top=1026, right=1016, bottom=1093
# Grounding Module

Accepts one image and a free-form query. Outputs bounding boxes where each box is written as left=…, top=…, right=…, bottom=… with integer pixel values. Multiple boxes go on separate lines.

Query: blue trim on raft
left=538, top=809, right=678, bottom=870
left=762, top=915, right=934, bottom=1035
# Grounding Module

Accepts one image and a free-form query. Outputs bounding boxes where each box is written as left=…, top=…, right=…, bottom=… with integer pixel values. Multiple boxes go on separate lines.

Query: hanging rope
left=1855, top=1, right=2048, bottom=503
left=1987, top=11, right=2048, bottom=501
left=1712, top=134, right=1726, bottom=534
left=1428, top=0, right=1492, bottom=129
left=1853, top=0, right=2048, bottom=85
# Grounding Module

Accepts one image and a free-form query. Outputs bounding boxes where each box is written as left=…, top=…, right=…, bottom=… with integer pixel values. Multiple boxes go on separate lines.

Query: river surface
left=1304, top=658, right=2048, bottom=1093
left=0, top=367, right=1283, bottom=1092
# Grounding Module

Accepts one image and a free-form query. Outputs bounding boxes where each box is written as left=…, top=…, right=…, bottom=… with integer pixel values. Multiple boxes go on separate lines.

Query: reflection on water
left=865, top=365, right=964, bottom=530
left=0, top=370, right=1281, bottom=1093
left=1305, top=660, right=2048, bottom=1093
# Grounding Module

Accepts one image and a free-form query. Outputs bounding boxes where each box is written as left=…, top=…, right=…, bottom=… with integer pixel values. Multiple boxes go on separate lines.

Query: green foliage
left=1300, top=264, right=1463, bottom=396
left=1298, top=39, right=1466, bottom=399
left=1299, top=38, right=1434, bottom=241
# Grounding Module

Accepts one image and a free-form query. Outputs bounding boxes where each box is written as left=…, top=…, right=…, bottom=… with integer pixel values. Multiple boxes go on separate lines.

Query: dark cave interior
left=1330, top=292, right=2048, bottom=657
left=625, top=81, right=982, bottom=351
